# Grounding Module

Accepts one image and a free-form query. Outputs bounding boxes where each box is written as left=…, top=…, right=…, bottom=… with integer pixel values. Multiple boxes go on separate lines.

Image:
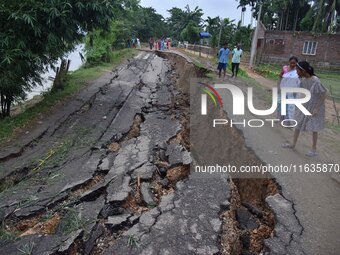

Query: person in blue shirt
left=217, top=43, right=230, bottom=79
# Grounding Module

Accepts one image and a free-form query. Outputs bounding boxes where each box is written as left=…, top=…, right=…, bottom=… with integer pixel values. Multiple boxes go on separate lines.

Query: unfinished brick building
left=256, top=22, right=340, bottom=71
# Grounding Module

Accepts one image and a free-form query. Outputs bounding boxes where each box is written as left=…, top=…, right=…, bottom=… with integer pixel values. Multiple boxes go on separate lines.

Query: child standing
left=282, top=61, right=327, bottom=157
left=277, top=56, right=300, bottom=123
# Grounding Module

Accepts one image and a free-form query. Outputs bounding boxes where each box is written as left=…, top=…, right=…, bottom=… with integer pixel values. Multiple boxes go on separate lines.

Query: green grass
left=228, top=61, right=248, bottom=78
left=326, top=122, right=340, bottom=132
left=192, top=59, right=205, bottom=69
left=59, top=207, right=92, bottom=235
left=206, top=71, right=216, bottom=79
left=318, top=72, right=340, bottom=101
left=41, top=127, right=94, bottom=168
left=127, top=235, right=140, bottom=248
left=0, top=222, right=17, bottom=242
left=0, top=49, right=136, bottom=144
left=17, top=241, right=35, bottom=255
left=254, top=64, right=281, bottom=80
left=254, top=64, right=340, bottom=100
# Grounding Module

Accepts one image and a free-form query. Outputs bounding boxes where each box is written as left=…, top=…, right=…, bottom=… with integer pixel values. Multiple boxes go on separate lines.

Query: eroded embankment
left=157, top=50, right=281, bottom=255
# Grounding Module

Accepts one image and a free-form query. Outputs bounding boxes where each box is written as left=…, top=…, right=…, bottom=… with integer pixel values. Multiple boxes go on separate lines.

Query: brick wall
left=258, top=31, right=340, bottom=71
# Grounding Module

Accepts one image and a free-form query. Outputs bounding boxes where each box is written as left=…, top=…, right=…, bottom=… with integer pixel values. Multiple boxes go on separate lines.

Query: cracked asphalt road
left=0, top=51, right=233, bottom=255
left=104, top=174, right=230, bottom=255
left=1, top=50, right=338, bottom=255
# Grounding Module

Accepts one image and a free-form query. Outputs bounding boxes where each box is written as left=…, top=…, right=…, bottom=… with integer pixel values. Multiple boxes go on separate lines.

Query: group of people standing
left=149, top=37, right=171, bottom=51
left=126, top=37, right=141, bottom=49
left=217, top=43, right=327, bottom=157
left=217, top=43, right=243, bottom=79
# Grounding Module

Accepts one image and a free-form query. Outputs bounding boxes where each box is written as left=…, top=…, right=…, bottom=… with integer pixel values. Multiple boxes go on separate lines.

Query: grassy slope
left=0, top=49, right=136, bottom=143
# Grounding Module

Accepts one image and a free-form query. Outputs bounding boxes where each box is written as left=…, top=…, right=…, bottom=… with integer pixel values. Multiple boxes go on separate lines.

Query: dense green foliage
left=3, top=0, right=336, bottom=120
left=1, top=0, right=252, bottom=119
left=238, top=0, right=340, bottom=33
left=205, top=17, right=253, bottom=49
left=85, top=2, right=168, bottom=65
left=167, top=5, right=204, bottom=42
left=0, top=0, right=117, bottom=117
left=181, top=21, right=201, bottom=43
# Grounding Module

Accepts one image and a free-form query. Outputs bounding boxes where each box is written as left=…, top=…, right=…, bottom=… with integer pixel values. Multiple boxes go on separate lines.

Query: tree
left=237, top=0, right=339, bottom=32
left=167, top=7, right=188, bottom=38
left=0, top=0, right=117, bottom=118
left=131, top=7, right=169, bottom=41
left=167, top=5, right=204, bottom=40
left=206, top=16, right=220, bottom=33
left=219, top=18, right=237, bottom=47
left=181, top=21, right=200, bottom=43
left=234, top=25, right=253, bottom=50
left=85, top=5, right=170, bottom=65
left=205, top=16, right=221, bottom=47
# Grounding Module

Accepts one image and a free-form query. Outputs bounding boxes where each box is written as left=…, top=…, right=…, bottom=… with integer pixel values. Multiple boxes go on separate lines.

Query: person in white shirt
left=137, top=38, right=141, bottom=49
left=277, top=56, right=300, bottom=124
left=231, top=43, right=243, bottom=78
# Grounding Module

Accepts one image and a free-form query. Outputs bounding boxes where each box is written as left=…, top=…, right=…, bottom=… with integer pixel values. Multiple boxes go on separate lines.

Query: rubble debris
left=98, top=158, right=111, bottom=172
left=140, top=183, right=156, bottom=206
left=133, top=163, right=155, bottom=180
left=166, top=165, right=190, bottom=183
left=165, top=144, right=191, bottom=166
left=236, top=208, right=260, bottom=230
left=105, top=214, right=131, bottom=230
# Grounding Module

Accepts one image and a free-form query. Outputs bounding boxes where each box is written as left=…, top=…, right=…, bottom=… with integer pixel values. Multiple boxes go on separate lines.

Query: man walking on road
left=231, top=43, right=243, bottom=78
left=217, top=43, right=230, bottom=79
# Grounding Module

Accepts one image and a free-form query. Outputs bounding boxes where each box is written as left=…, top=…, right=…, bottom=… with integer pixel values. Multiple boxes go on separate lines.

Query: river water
left=26, top=44, right=85, bottom=100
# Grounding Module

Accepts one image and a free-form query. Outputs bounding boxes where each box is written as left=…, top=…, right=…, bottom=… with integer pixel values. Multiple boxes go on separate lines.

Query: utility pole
left=241, top=9, right=245, bottom=26
left=250, top=4, right=255, bottom=28
left=218, top=18, right=223, bottom=49
left=249, top=3, right=262, bottom=69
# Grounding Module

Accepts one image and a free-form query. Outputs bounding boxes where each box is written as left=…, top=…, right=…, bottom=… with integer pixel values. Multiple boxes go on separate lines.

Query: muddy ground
left=0, top=50, right=337, bottom=255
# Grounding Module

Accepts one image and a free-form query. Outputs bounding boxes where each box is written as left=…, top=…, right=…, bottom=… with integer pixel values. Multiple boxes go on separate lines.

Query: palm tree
left=292, top=0, right=306, bottom=31
left=325, top=0, right=339, bottom=32
left=311, top=0, right=339, bottom=32
left=312, top=0, right=326, bottom=32
left=186, top=5, right=204, bottom=27
left=205, top=16, right=220, bottom=32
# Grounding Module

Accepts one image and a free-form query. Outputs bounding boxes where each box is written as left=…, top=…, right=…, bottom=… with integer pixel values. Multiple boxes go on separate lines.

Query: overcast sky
left=140, top=0, right=253, bottom=26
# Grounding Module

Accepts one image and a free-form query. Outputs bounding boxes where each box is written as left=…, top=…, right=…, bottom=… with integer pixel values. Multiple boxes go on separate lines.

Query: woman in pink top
left=277, top=56, right=300, bottom=124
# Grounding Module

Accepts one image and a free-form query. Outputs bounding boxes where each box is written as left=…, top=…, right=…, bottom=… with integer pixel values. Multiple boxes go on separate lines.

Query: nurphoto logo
left=200, top=83, right=312, bottom=128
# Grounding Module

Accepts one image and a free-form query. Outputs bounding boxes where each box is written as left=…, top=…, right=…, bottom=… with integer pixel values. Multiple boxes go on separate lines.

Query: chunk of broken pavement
left=140, top=183, right=156, bottom=206
left=98, top=158, right=110, bottom=172
left=106, top=214, right=131, bottom=230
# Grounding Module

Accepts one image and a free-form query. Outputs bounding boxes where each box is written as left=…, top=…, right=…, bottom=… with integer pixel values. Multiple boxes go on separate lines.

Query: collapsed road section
left=0, top=51, right=301, bottom=255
